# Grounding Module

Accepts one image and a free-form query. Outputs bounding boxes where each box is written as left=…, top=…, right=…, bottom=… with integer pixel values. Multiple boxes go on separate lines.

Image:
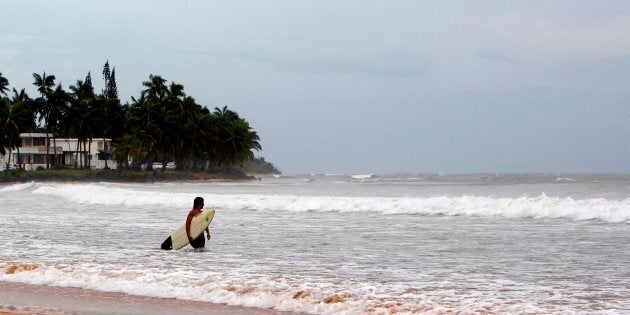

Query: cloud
left=475, top=14, right=630, bottom=63
left=0, top=48, right=20, bottom=58
left=0, top=34, right=44, bottom=44
left=183, top=49, right=431, bottom=79
left=476, top=50, right=527, bottom=66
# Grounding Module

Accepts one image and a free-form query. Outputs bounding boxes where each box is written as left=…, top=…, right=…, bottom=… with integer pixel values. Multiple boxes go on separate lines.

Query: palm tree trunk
left=16, top=146, right=20, bottom=169
left=88, top=139, right=92, bottom=169
left=52, top=137, right=57, bottom=168
left=103, top=137, right=108, bottom=169
left=83, top=141, right=87, bottom=168
left=75, top=140, right=80, bottom=168
left=6, top=147, right=11, bottom=170
left=45, top=115, right=50, bottom=169
left=45, top=135, right=50, bottom=169
left=80, top=141, right=83, bottom=168
left=187, top=146, right=195, bottom=171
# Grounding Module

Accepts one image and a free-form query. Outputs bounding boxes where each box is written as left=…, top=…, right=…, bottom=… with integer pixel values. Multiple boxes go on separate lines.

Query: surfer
left=187, top=197, right=211, bottom=248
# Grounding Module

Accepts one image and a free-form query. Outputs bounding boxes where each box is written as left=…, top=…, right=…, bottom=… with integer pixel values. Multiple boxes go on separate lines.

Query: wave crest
left=30, top=184, right=630, bottom=223
left=0, top=182, right=35, bottom=193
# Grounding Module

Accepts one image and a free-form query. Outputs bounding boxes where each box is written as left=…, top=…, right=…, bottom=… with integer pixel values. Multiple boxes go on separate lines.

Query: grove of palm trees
left=0, top=62, right=278, bottom=176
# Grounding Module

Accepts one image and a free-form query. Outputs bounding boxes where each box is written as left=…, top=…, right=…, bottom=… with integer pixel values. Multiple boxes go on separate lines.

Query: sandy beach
left=0, top=281, right=298, bottom=315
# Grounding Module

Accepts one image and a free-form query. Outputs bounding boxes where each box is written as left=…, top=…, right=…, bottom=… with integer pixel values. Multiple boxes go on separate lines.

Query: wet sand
left=0, top=281, right=298, bottom=315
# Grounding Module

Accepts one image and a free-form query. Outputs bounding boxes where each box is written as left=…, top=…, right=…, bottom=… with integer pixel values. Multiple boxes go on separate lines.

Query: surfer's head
left=193, top=197, right=204, bottom=209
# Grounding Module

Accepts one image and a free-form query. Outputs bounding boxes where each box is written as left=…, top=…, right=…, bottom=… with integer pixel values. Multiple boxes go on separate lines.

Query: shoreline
left=0, top=169, right=274, bottom=184
left=0, top=281, right=299, bottom=315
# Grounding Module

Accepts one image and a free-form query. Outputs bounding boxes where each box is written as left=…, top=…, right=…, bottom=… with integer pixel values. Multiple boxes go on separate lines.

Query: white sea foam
left=351, top=174, right=373, bottom=179
left=0, top=262, right=547, bottom=314
left=0, top=262, right=382, bottom=314
left=32, top=183, right=195, bottom=207
left=0, top=182, right=35, bottom=193
left=556, top=177, right=577, bottom=182
left=30, top=183, right=630, bottom=223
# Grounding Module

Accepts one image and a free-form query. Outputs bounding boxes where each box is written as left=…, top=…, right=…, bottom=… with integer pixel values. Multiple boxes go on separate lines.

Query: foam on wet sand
left=0, top=281, right=298, bottom=315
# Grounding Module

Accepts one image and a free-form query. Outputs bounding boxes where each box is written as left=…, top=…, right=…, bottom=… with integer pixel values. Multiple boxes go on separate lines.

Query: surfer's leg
left=190, top=234, right=205, bottom=248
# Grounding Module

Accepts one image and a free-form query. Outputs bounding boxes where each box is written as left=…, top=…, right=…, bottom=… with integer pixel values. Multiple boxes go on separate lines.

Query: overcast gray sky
left=2, top=1, right=630, bottom=174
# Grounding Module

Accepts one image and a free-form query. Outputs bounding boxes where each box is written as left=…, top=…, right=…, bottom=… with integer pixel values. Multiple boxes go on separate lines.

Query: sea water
left=1, top=174, right=629, bottom=314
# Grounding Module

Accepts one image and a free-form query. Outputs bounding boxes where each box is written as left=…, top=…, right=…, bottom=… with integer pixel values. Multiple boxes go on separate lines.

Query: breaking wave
left=0, top=182, right=35, bottom=193
left=30, top=183, right=630, bottom=223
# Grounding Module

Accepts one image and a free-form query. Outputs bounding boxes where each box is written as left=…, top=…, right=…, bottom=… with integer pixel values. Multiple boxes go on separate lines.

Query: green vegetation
left=239, top=156, right=281, bottom=174
left=0, top=168, right=255, bottom=183
left=0, top=62, right=276, bottom=176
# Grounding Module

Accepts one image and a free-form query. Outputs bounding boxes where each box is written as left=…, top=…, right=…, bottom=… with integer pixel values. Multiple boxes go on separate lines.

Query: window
left=33, top=138, right=46, bottom=146
left=33, top=155, right=47, bottom=164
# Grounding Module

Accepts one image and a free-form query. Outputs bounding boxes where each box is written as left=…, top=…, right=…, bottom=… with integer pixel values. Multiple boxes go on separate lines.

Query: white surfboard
left=161, top=209, right=215, bottom=250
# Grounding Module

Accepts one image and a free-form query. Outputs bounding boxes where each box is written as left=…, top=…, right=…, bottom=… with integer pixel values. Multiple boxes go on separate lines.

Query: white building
left=0, top=133, right=117, bottom=170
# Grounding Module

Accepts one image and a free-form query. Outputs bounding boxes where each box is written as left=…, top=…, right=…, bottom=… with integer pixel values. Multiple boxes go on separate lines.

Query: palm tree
left=183, top=109, right=214, bottom=170
left=219, top=118, right=261, bottom=167
left=130, top=91, right=152, bottom=126
left=0, top=129, right=8, bottom=158
left=67, top=80, right=98, bottom=168
left=142, top=75, right=168, bottom=100
left=213, top=106, right=261, bottom=168
left=33, top=72, right=56, bottom=96
left=112, top=132, right=142, bottom=170
left=0, top=74, right=10, bottom=157
left=66, top=99, right=98, bottom=168
left=114, top=105, right=139, bottom=169
left=33, top=72, right=57, bottom=169
left=175, top=96, right=204, bottom=169
left=0, top=72, right=9, bottom=97
left=214, top=105, right=240, bottom=121
left=96, top=97, right=122, bottom=169
left=169, top=82, right=185, bottom=100
left=0, top=89, right=36, bottom=169
left=44, top=85, right=70, bottom=167
left=148, top=82, right=189, bottom=171
left=153, top=101, right=179, bottom=171
left=129, top=91, right=159, bottom=168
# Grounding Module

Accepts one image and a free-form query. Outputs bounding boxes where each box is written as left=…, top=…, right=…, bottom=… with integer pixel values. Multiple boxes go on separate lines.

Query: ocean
left=1, top=174, right=629, bottom=314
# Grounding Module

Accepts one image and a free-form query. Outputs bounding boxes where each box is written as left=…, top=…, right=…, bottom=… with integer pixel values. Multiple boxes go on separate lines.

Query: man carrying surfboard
left=187, top=197, right=211, bottom=248
left=160, top=197, right=215, bottom=250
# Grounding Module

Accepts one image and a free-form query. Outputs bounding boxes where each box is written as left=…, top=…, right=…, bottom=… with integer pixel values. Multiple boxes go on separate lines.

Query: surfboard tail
left=160, top=236, right=173, bottom=250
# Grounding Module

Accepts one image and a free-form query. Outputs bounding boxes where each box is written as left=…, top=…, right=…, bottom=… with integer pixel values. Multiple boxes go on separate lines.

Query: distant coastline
left=0, top=168, right=267, bottom=184
left=1, top=66, right=279, bottom=177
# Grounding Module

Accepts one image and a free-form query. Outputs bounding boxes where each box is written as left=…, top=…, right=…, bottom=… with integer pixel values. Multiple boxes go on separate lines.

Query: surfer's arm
left=205, top=227, right=211, bottom=240
left=185, top=212, right=194, bottom=242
